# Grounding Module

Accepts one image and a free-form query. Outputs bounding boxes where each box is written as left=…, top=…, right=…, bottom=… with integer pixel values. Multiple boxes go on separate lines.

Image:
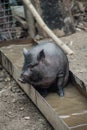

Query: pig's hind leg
left=57, top=75, right=64, bottom=97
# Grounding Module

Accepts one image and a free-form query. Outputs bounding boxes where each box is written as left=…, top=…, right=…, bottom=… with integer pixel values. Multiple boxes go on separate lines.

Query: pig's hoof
left=58, top=90, right=64, bottom=97
left=18, top=78, right=26, bottom=83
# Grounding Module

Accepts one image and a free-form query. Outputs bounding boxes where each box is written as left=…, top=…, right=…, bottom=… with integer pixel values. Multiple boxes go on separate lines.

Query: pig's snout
left=18, top=72, right=28, bottom=83
left=18, top=73, right=26, bottom=83
left=19, top=70, right=31, bottom=83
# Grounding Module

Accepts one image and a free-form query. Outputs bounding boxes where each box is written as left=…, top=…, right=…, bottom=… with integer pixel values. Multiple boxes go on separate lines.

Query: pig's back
left=30, top=42, right=66, bottom=58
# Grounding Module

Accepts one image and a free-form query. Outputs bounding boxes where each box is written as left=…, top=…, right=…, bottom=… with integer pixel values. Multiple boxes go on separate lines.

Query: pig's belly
left=30, top=77, right=56, bottom=88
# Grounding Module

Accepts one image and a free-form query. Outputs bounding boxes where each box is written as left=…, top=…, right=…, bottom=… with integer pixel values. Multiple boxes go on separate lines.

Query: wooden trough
left=0, top=39, right=87, bottom=130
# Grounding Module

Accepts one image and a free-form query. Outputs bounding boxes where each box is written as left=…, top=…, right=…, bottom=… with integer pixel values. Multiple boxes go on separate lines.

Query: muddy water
left=45, top=83, right=87, bottom=130
left=1, top=44, right=87, bottom=130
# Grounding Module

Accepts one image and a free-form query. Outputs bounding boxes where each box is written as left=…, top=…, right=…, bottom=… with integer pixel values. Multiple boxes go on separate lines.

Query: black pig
left=19, top=42, right=69, bottom=97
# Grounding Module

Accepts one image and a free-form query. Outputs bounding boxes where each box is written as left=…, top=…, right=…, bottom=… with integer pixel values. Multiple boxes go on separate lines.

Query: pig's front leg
left=36, top=88, right=48, bottom=97
left=57, top=75, right=64, bottom=97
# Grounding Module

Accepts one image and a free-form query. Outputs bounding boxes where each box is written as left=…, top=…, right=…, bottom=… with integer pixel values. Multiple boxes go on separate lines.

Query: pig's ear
left=23, top=48, right=28, bottom=57
left=37, top=49, right=45, bottom=61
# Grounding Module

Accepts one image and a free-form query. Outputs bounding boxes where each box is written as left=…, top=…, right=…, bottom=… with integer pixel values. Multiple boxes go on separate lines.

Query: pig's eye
left=27, top=62, right=38, bottom=68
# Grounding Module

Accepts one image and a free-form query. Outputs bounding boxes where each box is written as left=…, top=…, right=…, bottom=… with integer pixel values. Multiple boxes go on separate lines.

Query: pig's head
left=19, top=48, right=45, bottom=84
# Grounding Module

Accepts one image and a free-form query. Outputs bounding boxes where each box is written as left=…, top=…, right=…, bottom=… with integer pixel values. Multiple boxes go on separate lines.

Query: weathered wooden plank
left=0, top=41, right=87, bottom=130
left=0, top=38, right=34, bottom=47
left=24, top=4, right=36, bottom=38
left=69, top=71, right=87, bottom=98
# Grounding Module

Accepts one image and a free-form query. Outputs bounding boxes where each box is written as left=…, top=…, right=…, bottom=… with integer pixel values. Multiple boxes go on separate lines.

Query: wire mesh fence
left=0, top=0, right=27, bottom=41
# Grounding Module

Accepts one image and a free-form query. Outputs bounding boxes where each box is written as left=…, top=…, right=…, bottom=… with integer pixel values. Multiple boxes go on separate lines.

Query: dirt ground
left=62, top=31, right=87, bottom=85
left=0, top=31, right=87, bottom=130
